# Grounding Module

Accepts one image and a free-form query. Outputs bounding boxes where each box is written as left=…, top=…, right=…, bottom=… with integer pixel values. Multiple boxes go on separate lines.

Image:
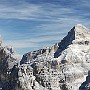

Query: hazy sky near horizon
left=0, top=0, right=90, bottom=55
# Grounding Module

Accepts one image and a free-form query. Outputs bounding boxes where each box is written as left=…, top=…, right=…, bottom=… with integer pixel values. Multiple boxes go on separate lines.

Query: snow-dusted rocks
left=18, top=64, right=47, bottom=90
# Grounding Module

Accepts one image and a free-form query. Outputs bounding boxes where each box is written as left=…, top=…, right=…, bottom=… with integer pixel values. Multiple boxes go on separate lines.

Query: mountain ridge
left=0, top=24, right=90, bottom=90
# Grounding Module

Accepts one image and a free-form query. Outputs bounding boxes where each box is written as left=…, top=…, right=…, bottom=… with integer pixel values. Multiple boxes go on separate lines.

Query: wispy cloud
left=2, top=35, right=63, bottom=48
left=0, top=1, right=85, bottom=21
left=0, top=0, right=89, bottom=21
left=0, top=3, right=41, bottom=20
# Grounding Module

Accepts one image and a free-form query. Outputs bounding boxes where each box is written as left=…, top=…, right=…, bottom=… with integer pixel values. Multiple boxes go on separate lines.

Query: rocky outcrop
left=0, top=37, right=21, bottom=90
left=20, top=43, right=59, bottom=65
left=18, top=64, right=48, bottom=90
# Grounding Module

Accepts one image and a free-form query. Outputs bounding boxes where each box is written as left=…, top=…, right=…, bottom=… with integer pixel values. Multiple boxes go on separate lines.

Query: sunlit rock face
left=1, top=24, right=90, bottom=90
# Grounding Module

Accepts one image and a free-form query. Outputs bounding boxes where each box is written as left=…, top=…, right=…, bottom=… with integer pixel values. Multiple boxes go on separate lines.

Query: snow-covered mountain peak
left=72, top=24, right=90, bottom=40
left=75, top=24, right=88, bottom=31
left=60, top=24, right=90, bottom=44
left=54, top=24, right=90, bottom=58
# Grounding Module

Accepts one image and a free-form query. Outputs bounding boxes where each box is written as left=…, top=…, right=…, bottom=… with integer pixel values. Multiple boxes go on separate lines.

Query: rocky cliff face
left=0, top=24, right=90, bottom=90
left=79, top=70, right=90, bottom=90
left=0, top=38, right=21, bottom=90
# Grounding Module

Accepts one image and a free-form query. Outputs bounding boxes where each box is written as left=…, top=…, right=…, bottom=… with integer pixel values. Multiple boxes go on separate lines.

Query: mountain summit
left=74, top=24, right=90, bottom=39
left=0, top=24, right=90, bottom=90
left=54, top=24, right=90, bottom=58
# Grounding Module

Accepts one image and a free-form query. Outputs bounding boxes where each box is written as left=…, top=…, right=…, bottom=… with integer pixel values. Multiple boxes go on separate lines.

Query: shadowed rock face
left=79, top=71, right=90, bottom=90
left=1, top=24, right=90, bottom=90
left=0, top=37, right=21, bottom=90
left=54, top=26, right=75, bottom=58
left=0, top=54, right=18, bottom=90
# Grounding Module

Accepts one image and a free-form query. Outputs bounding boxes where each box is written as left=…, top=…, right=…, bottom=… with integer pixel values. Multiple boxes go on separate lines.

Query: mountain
left=0, top=24, right=90, bottom=90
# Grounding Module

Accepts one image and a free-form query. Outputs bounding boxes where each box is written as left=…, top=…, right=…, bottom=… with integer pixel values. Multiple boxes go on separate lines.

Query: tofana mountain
left=0, top=24, right=90, bottom=90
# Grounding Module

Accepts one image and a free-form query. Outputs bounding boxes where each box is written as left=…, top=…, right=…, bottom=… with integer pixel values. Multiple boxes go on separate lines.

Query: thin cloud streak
left=0, top=0, right=89, bottom=21
left=0, top=2, right=85, bottom=21
left=2, top=35, right=62, bottom=48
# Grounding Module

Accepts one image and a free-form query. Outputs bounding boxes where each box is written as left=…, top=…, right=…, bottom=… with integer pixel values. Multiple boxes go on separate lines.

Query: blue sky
left=0, top=0, right=90, bottom=55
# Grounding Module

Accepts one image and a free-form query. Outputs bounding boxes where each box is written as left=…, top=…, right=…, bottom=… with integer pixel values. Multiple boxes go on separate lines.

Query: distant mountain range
left=0, top=24, right=90, bottom=90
